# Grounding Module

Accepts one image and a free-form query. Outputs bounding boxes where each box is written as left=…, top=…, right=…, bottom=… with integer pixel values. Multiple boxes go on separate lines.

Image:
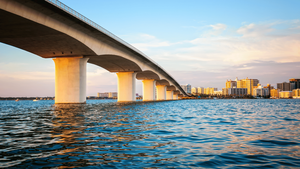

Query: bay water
left=0, top=99, right=300, bottom=168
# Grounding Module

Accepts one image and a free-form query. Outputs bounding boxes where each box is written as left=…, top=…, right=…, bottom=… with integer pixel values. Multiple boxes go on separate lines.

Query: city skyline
left=1, top=0, right=300, bottom=97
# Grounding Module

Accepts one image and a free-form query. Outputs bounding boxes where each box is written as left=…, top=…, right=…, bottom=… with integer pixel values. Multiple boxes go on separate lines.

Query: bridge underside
left=0, top=9, right=96, bottom=58
left=0, top=0, right=187, bottom=103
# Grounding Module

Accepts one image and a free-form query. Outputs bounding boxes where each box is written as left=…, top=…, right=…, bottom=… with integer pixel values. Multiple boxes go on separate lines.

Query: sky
left=0, top=0, right=300, bottom=97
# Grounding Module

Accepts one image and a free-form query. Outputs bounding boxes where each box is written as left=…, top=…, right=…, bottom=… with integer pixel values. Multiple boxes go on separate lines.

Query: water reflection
left=1, top=99, right=300, bottom=168
left=50, top=103, right=170, bottom=168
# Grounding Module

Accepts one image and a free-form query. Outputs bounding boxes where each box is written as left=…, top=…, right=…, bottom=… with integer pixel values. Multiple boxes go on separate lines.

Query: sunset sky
left=0, top=0, right=300, bottom=97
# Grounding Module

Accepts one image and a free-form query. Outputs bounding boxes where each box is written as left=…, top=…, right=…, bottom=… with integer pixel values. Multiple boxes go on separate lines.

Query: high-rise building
left=270, top=89, right=280, bottom=98
left=290, top=78, right=300, bottom=90
left=253, top=85, right=269, bottom=97
left=277, top=82, right=291, bottom=91
left=236, top=77, right=259, bottom=95
left=228, top=88, right=247, bottom=96
left=264, top=84, right=273, bottom=95
left=197, top=87, right=205, bottom=94
left=191, top=87, right=198, bottom=94
left=204, top=87, right=218, bottom=95
left=181, top=84, right=191, bottom=94
left=222, top=88, right=228, bottom=95
left=226, top=79, right=237, bottom=88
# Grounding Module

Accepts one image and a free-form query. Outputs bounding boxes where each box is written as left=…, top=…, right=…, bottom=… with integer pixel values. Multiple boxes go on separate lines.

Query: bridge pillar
left=156, top=85, right=166, bottom=100
left=166, top=91, right=173, bottom=100
left=173, top=94, right=178, bottom=100
left=142, top=79, right=156, bottom=101
left=117, top=72, right=137, bottom=102
left=53, top=57, right=89, bottom=104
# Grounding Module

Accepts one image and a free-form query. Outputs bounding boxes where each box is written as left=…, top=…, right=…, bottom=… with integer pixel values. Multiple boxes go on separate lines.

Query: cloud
left=154, top=20, right=300, bottom=71
left=129, top=33, right=173, bottom=51
left=210, top=23, right=227, bottom=31
left=237, top=23, right=274, bottom=37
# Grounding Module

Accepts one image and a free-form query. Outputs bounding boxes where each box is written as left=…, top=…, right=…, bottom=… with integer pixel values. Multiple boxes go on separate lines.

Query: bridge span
left=0, top=0, right=188, bottom=103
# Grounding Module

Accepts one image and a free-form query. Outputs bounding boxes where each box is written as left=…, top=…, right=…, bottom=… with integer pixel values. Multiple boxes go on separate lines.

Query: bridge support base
left=117, top=72, right=136, bottom=102
left=142, top=79, right=156, bottom=101
left=166, top=91, right=173, bottom=100
left=53, top=57, right=89, bottom=104
left=156, top=85, right=166, bottom=100
left=173, top=94, right=178, bottom=100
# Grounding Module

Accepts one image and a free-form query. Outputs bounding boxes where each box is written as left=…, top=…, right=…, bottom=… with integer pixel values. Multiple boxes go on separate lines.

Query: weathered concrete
left=117, top=72, right=136, bottom=102
left=173, top=94, right=178, bottom=100
left=142, top=79, right=156, bottom=101
left=53, top=57, right=89, bottom=104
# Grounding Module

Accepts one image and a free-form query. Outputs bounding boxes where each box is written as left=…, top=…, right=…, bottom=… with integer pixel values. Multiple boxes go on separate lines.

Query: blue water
left=0, top=99, right=300, bottom=168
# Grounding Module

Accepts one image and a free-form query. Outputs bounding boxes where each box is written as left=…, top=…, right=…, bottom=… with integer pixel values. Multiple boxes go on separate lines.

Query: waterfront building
left=236, top=77, right=259, bottom=95
left=206, top=87, right=210, bottom=95
left=226, top=79, right=237, bottom=88
left=228, top=88, right=247, bottom=96
left=108, top=92, right=118, bottom=98
left=222, top=88, right=228, bottom=95
left=204, top=87, right=217, bottom=95
left=253, top=84, right=269, bottom=97
left=270, top=89, right=280, bottom=98
left=290, top=78, right=300, bottom=90
left=264, top=84, right=274, bottom=95
left=97, top=92, right=117, bottom=98
left=277, top=82, right=291, bottom=91
left=279, top=91, right=292, bottom=98
left=213, top=91, right=222, bottom=96
left=181, top=84, right=191, bottom=94
left=292, top=89, right=300, bottom=99
left=97, top=92, right=108, bottom=98
left=191, top=87, right=198, bottom=94
left=197, top=87, right=205, bottom=94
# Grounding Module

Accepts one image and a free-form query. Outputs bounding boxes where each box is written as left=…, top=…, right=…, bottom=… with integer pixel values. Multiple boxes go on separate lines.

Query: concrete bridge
left=0, top=0, right=188, bottom=103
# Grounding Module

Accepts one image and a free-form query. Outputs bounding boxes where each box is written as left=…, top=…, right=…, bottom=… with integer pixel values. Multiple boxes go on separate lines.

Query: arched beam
left=156, top=79, right=170, bottom=86
left=173, top=90, right=181, bottom=95
left=88, top=55, right=142, bottom=72
left=136, top=70, right=160, bottom=80
left=0, top=9, right=96, bottom=58
left=166, top=85, right=176, bottom=91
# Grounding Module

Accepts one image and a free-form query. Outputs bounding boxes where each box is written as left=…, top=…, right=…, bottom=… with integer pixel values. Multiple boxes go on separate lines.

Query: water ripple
left=0, top=99, right=300, bottom=168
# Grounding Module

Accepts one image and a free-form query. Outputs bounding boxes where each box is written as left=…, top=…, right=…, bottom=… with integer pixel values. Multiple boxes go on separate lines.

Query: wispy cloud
left=134, top=20, right=300, bottom=72
left=210, top=23, right=227, bottom=31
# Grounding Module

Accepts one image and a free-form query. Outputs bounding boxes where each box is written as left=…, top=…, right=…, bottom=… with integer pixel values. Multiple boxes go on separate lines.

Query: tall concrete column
left=117, top=72, right=137, bottom=102
left=142, top=79, right=156, bottom=101
left=173, top=94, right=178, bottom=100
left=53, top=56, right=89, bottom=104
left=166, top=91, right=173, bottom=100
left=156, top=85, right=166, bottom=100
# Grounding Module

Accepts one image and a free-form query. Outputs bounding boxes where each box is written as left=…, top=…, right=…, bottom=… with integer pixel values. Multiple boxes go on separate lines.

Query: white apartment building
left=97, top=92, right=117, bottom=98
left=253, top=86, right=269, bottom=97
left=181, top=84, right=191, bottom=94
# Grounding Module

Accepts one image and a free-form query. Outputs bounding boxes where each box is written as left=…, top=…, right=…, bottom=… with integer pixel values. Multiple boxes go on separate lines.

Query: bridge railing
left=45, top=0, right=188, bottom=96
